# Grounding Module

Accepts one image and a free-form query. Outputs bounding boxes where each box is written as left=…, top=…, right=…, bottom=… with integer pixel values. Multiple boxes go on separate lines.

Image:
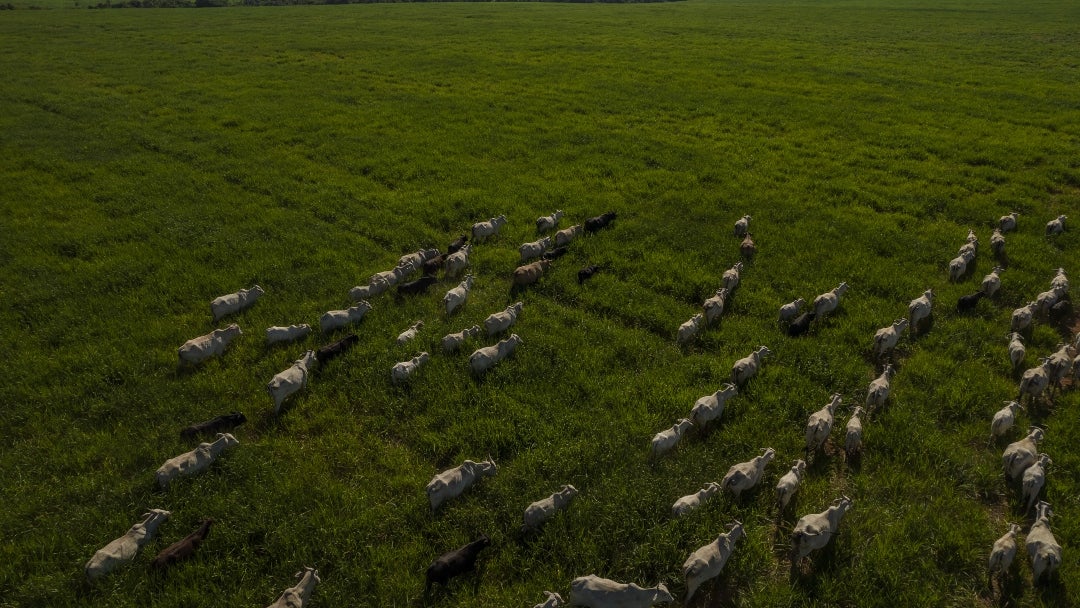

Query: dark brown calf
left=398, top=275, right=439, bottom=296
left=151, top=519, right=213, bottom=570
left=316, top=333, right=359, bottom=364
left=578, top=265, right=601, bottom=285
left=446, top=235, right=468, bottom=255
left=584, top=211, right=617, bottom=233
left=425, top=534, right=490, bottom=593
left=180, top=412, right=246, bottom=441
left=542, top=246, right=569, bottom=261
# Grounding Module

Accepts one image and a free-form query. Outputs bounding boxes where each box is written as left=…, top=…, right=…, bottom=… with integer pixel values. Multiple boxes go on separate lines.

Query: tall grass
left=0, top=0, right=1078, bottom=606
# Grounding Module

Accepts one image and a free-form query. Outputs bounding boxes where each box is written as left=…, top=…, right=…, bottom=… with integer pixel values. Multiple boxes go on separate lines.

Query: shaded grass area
left=1, top=0, right=1079, bottom=606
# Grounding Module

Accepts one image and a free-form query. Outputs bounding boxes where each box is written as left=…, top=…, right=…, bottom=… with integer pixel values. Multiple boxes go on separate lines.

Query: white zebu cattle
left=398, top=248, right=439, bottom=271
left=778, top=298, right=805, bottom=324
left=999, top=211, right=1019, bottom=232
left=990, top=401, right=1022, bottom=443
left=1010, top=301, right=1037, bottom=333
left=211, top=285, right=264, bottom=322
left=266, top=567, right=320, bottom=608
left=472, top=215, right=507, bottom=240
left=1051, top=267, right=1069, bottom=292
left=731, top=346, right=771, bottom=387
left=676, top=314, right=705, bottom=346
left=178, top=324, right=242, bottom=365
left=908, top=289, right=934, bottom=332
left=533, top=591, right=565, bottom=608
left=683, top=521, right=744, bottom=601
left=1002, top=427, right=1043, bottom=480
left=721, top=448, right=775, bottom=500
left=990, top=229, right=1005, bottom=257
left=469, top=334, right=523, bottom=375
left=703, top=288, right=729, bottom=325
left=948, top=251, right=975, bottom=282
left=865, top=364, right=895, bottom=412
left=266, top=324, right=311, bottom=346
left=812, top=282, right=849, bottom=318
left=520, top=236, right=552, bottom=262
left=443, top=275, right=474, bottom=315
left=981, top=267, right=1004, bottom=297
left=1045, top=214, right=1067, bottom=236
left=805, top=394, right=842, bottom=453
left=523, top=485, right=579, bottom=531
left=1022, top=454, right=1052, bottom=514
left=484, top=301, right=523, bottom=336
left=554, top=224, right=583, bottom=247
left=267, top=351, right=317, bottom=413
left=792, top=496, right=853, bottom=560
left=155, top=433, right=238, bottom=488
left=1007, top=332, right=1026, bottom=369
left=426, top=458, right=497, bottom=511
left=988, top=523, right=1020, bottom=583
left=391, top=352, right=429, bottom=384
left=1027, top=501, right=1062, bottom=584
left=569, top=575, right=673, bottom=608
left=872, top=319, right=908, bottom=358
left=396, top=321, right=423, bottom=345
left=651, top=418, right=693, bottom=456
left=444, top=244, right=471, bottom=278
left=775, top=460, right=807, bottom=511
left=672, top=482, right=722, bottom=517
left=320, top=301, right=371, bottom=333
left=721, top=262, right=743, bottom=291
left=689, top=383, right=737, bottom=428
left=442, top=325, right=482, bottom=353
left=733, top=214, right=751, bottom=237
left=85, top=509, right=171, bottom=580
left=1019, top=358, right=1052, bottom=404
left=536, top=210, right=563, bottom=233
left=844, top=407, right=865, bottom=457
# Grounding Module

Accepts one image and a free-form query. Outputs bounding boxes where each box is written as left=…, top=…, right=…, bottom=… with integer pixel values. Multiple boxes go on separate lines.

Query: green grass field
left=2, top=0, right=1079, bottom=606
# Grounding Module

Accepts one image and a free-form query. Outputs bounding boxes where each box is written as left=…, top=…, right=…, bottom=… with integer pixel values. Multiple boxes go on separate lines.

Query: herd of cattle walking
left=84, top=209, right=1073, bottom=606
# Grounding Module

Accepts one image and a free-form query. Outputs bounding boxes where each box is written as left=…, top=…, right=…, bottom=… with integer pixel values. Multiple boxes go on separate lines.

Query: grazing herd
left=86, top=208, right=1071, bottom=605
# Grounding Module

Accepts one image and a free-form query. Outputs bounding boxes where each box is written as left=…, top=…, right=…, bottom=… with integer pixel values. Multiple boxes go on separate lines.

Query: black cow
left=956, top=291, right=985, bottom=313
left=542, top=246, right=570, bottom=261
left=151, top=519, right=213, bottom=570
left=578, top=265, right=601, bottom=285
left=422, top=254, right=446, bottom=276
left=584, top=211, right=617, bottom=233
left=787, top=311, right=815, bottom=337
left=180, top=412, right=246, bottom=441
left=316, top=333, right=358, bottom=364
left=425, top=534, right=491, bottom=592
left=398, top=275, right=439, bottom=296
left=447, top=235, right=468, bottom=255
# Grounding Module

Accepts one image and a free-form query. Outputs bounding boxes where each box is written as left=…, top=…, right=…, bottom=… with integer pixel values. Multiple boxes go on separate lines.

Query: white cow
left=484, top=301, right=523, bottom=336
left=844, top=407, right=865, bottom=457
left=554, top=224, right=583, bottom=247
left=721, top=262, right=743, bottom=291
left=981, top=267, right=1003, bottom=297
left=683, top=521, right=744, bottom=601
left=211, top=285, right=264, bottom=322
left=534, top=591, right=566, bottom=608
left=396, top=320, right=423, bottom=345
left=805, top=393, right=842, bottom=453
left=266, top=567, right=320, bottom=608
left=775, top=460, right=807, bottom=511
left=689, top=383, right=737, bottom=428
left=178, top=324, right=242, bottom=365
left=536, top=210, right=564, bottom=233
left=1027, top=502, right=1062, bottom=584
left=908, top=289, right=934, bottom=333
left=702, top=288, right=729, bottom=325
left=349, top=276, right=389, bottom=301
left=266, top=324, right=311, bottom=346
left=792, top=496, right=853, bottom=561
left=1051, top=267, right=1069, bottom=292
left=520, top=236, right=552, bottom=262
left=1003, top=427, right=1044, bottom=480
left=320, top=301, right=371, bottom=333
left=989, top=401, right=1021, bottom=446
left=523, top=485, right=579, bottom=531
left=988, top=523, right=1020, bottom=583
left=676, top=314, right=705, bottom=346
left=444, top=244, right=471, bottom=278
left=733, top=214, right=751, bottom=237
left=267, top=351, right=317, bottom=413
left=1022, top=454, right=1052, bottom=514
left=812, top=282, right=849, bottom=318
left=1035, top=289, right=1059, bottom=314
left=569, top=575, right=672, bottom=608
left=391, top=352, right=429, bottom=384
left=426, top=458, right=497, bottom=511
left=672, top=482, right=722, bottom=517
left=731, top=346, right=772, bottom=387
left=872, top=318, right=908, bottom=358
left=990, top=229, right=1005, bottom=257
left=721, top=448, right=775, bottom=500
left=85, top=509, right=171, bottom=581
left=443, top=275, right=474, bottom=315
left=1007, top=332, right=1026, bottom=370
left=472, top=215, right=507, bottom=240
left=1010, top=301, right=1037, bottom=333
left=651, top=418, right=693, bottom=457
left=1045, top=214, right=1067, bottom=236
left=999, top=211, right=1019, bottom=232
left=1019, top=358, right=1052, bottom=404
left=948, top=251, right=975, bottom=282
left=155, top=433, right=239, bottom=488
left=778, top=298, right=805, bottom=324
left=398, top=248, right=440, bottom=271
left=442, top=325, right=482, bottom=354
left=865, top=364, right=895, bottom=412
left=469, top=334, right=523, bottom=375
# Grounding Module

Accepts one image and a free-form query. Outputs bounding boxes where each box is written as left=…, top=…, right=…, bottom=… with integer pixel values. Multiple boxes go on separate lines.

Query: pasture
left=1, top=0, right=1079, bottom=606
